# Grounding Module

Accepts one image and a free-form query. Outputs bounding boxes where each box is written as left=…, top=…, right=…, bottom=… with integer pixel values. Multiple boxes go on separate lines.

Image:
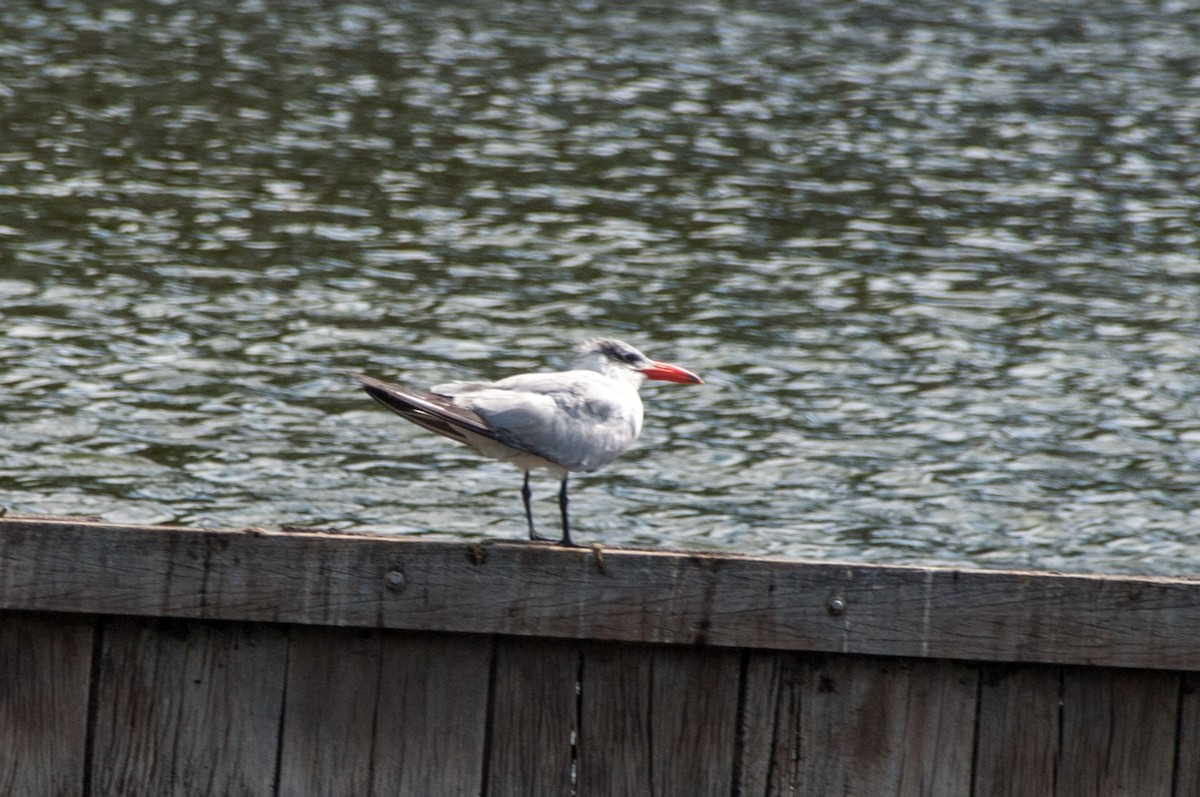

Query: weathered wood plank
left=737, top=652, right=804, bottom=796
left=750, top=655, right=977, bottom=796
left=89, top=618, right=287, bottom=797
left=576, top=642, right=740, bottom=796
left=1175, top=673, right=1200, bottom=797
left=276, top=627, right=381, bottom=797
left=486, top=637, right=578, bottom=797
left=3, top=518, right=1200, bottom=670
left=370, top=631, right=494, bottom=797
left=971, top=666, right=1060, bottom=797
left=576, top=643, right=653, bottom=795
left=889, top=659, right=979, bottom=796
left=0, top=613, right=93, bottom=797
left=1056, top=667, right=1179, bottom=797
left=642, top=646, right=740, bottom=795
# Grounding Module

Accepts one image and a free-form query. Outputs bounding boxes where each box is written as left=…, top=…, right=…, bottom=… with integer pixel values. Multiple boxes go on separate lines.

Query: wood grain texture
left=576, top=643, right=653, bottom=796
left=370, top=631, right=493, bottom=797
left=485, top=637, right=579, bottom=797
left=576, top=642, right=740, bottom=797
left=641, top=646, right=740, bottom=796
left=0, top=613, right=93, bottom=797
left=1056, top=667, right=1180, bottom=797
left=276, top=627, right=381, bottom=797
left=971, top=666, right=1060, bottom=797
left=3, top=518, right=1200, bottom=670
left=89, top=618, right=287, bottom=797
left=752, top=654, right=978, bottom=797
left=1174, top=673, right=1200, bottom=797
left=737, top=652, right=805, bottom=797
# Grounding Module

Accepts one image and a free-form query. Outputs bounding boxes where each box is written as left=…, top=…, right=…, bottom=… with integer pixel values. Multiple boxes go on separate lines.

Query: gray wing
left=435, top=371, right=643, bottom=471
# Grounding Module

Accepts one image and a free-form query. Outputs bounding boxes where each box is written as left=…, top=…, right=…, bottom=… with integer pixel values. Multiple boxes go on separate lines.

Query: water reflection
left=2, top=0, right=1200, bottom=574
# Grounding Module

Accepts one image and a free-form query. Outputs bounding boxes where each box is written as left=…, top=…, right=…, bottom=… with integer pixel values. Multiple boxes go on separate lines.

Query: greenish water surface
left=3, top=0, right=1200, bottom=574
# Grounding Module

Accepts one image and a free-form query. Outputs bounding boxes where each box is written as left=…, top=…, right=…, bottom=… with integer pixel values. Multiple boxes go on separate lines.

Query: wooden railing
left=0, top=517, right=1197, bottom=796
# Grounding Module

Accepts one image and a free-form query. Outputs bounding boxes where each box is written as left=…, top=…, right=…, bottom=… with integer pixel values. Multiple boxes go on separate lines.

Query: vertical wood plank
left=972, top=665, right=1060, bottom=797
left=1056, top=667, right=1179, bottom=797
left=90, top=618, right=288, bottom=797
left=276, top=627, right=381, bottom=797
left=742, top=654, right=977, bottom=796
left=1174, top=673, right=1200, bottom=797
left=486, top=637, right=579, bottom=797
left=577, top=643, right=740, bottom=797
left=577, top=644, right=653, bottom=795
left=737, top=651, right=804, bottom=797
left=370, top=631, right=494, bottom=797
left=0, top=613, right=93, bottom=797
left=891, top=659, right=979, bottom=796
left=646, top=646, right=740, bottom=795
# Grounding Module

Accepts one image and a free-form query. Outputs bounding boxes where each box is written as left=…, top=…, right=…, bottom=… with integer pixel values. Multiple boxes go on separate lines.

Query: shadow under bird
left=352, top=337, right=703, bottom=546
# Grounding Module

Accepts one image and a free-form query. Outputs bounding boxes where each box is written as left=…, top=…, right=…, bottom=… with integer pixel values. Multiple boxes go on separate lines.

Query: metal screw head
left=826, top=594, right=847, bottom=616
left=385, top=569, right=406, bottom=591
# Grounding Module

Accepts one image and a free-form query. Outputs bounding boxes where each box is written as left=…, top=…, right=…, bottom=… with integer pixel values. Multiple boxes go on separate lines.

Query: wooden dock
left=0, top=517, right=1197, bottom=796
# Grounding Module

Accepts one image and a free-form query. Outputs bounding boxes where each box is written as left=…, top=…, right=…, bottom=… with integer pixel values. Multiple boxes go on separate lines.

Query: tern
left=352, top=337, right=703, bottom=546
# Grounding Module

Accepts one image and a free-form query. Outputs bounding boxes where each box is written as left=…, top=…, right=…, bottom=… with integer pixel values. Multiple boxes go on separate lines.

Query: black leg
left=524, top=472, right=552, bottom=542
left=558, top=474, right=577, bottom=547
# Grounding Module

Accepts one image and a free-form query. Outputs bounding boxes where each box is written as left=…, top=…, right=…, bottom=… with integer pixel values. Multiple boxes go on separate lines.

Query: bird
left=351, top=337, right=703, bottom=546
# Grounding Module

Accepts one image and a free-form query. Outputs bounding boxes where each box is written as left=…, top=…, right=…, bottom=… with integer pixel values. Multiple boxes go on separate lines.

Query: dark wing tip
left=350, top=373, right=501, bottom=449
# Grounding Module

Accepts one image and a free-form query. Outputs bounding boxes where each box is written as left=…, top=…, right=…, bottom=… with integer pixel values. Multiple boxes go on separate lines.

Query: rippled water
left=3, top=0, right=1200, bottom=574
